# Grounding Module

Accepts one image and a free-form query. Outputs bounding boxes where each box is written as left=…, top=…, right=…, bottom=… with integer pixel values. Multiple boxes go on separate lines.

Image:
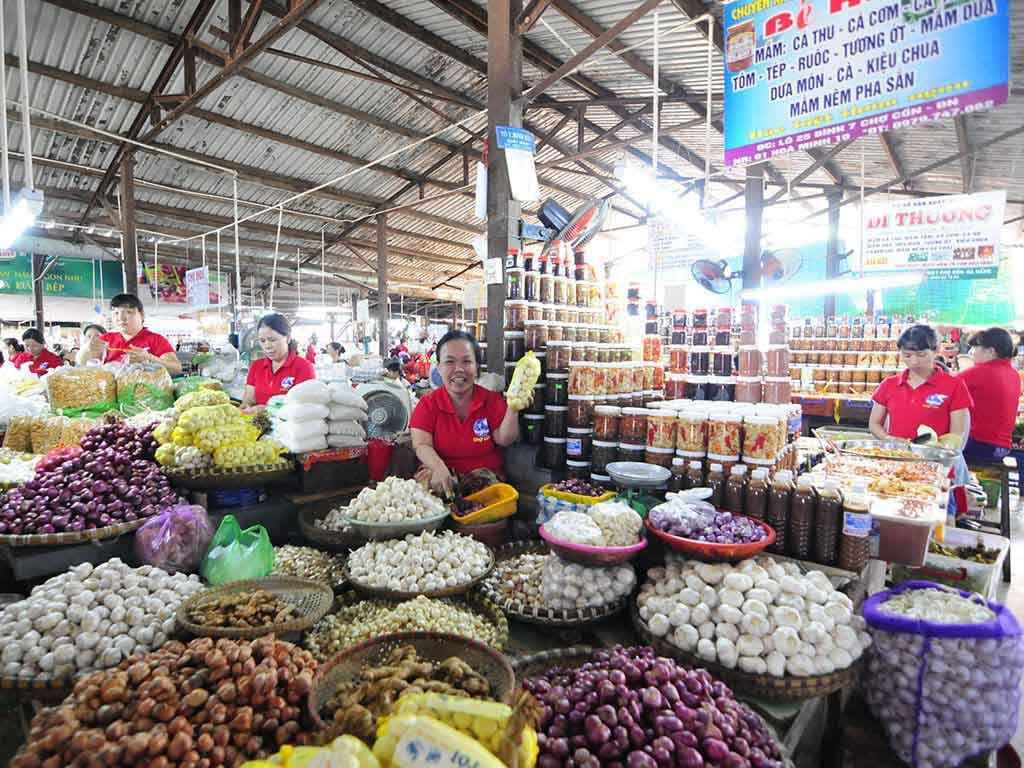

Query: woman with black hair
left=958, top=327, right=1022, bottom=462
left=241, top=313, right=316, bottom=410
left=869, top=324, right=973, bottom=444
left=3, top=337, right=24, bottom=361
left=11, top=329, right=64, bottom=375
left=409, top=330, right=524, bottom=493
left=326, top=342, right=346, bottom=364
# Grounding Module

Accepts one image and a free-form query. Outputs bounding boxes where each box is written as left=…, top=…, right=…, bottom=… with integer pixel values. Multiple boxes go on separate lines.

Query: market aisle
left=995, top=490, right=1024, bottom=759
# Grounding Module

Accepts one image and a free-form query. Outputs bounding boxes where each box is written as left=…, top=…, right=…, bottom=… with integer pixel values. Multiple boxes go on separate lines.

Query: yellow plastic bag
left=176, top=388, right=231, bottom=412
left=195, top=422, right=261, bottom=453
left=506, top=351, right=541, bottom=411
left=177, top=403, right=240, bottom=432
left=154, top=443, right=177, bottom=467
left=240, top=736, right=379, bottom=768
left=171, top=426, right=195, bottom=447
left=212, top=439, right=283, bottom=468
left=374, top=715, right=506, bottom=768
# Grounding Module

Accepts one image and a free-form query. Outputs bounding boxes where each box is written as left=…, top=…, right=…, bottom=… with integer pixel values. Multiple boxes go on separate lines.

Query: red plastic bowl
left=538, top=525, right=647, bottom=566
left=644, top=515, right=776, bottom=563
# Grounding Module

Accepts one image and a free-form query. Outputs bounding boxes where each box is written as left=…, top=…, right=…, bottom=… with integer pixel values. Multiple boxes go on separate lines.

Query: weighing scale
left=606, top=461, right=671, bottom=516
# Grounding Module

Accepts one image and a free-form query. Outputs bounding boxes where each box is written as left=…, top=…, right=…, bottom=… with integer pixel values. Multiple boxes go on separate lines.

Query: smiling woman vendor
left=11, top=329, right=64, bottom=375
left=410, top=331, right=524, bottom=493
left=241, top=313, right=316, bottom=410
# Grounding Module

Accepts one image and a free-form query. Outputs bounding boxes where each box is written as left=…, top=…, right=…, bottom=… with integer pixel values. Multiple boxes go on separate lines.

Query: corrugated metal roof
left=1, top=0, right=1021, bottom=309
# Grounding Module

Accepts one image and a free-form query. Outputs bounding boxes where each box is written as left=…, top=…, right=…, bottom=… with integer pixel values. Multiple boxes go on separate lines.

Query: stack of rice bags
left=326, top=382, right=367, bottom=449
left=272, top=380, right=330, bottom=453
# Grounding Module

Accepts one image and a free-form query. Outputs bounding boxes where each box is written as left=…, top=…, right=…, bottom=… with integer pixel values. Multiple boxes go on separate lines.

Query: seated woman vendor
left=241, top=313, right=316, bottom=410
left=410, top=331, right=524, bottom=493
left=868, top=324, right=972, bottom=445
left=80, top=293, right=182, bottom=375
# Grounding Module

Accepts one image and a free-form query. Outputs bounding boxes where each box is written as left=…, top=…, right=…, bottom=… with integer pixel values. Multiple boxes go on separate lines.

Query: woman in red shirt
left=958, top=327, right=1022, bottom=463
left=869, top=324, right=972, bottom=443
left=11, top=329, right=64, bottom=376
left=410, top=331, right=523, bottom=493
left=241, top=313, right=316, bottom=410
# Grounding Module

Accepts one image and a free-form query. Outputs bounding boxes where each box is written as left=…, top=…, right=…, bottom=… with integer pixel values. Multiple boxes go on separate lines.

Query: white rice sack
left=276, top=402, right=330, bottom=422
left=274, top=418, right=328, bottom=442
left=328, top=420, right=366, bottom=439
left=328, top=383, right=367, bottom=410
left=286, top=379, right=330, bottom=405
left=328, top=404, right=368, bottom=422
left=277, top=432, right=328, bottom=453
left=327, top=434, right=365, bottom=449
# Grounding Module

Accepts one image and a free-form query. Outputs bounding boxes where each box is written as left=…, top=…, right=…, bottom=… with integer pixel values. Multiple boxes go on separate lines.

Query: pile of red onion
left=0, top=422, right=180, bottom=535
left=524, top=646, right=783, bottom=768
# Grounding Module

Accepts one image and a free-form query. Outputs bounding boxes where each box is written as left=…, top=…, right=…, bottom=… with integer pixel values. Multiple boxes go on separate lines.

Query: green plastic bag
left=200, top=514, right=275, bottom=585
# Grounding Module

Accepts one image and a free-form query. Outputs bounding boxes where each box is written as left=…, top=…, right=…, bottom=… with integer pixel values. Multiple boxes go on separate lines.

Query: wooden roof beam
left=879, top=133, right=912, bottom=191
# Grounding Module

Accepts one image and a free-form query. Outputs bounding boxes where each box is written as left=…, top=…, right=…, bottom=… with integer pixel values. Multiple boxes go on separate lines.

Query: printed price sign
left=495, top=126, right=540, bottom=202
left=722, top=0, right=1010, bottom=165
left=185, top=266, right=210, bottom=308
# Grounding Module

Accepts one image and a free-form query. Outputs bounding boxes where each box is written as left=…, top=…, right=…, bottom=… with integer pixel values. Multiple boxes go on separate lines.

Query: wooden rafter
left=517, top=0, right=557, bottom=34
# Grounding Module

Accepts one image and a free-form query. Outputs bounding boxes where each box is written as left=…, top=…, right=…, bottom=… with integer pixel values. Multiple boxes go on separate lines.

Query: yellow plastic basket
left=454, top=483, right=519, bottom=524
left=540, top=483, right=617, bottom=506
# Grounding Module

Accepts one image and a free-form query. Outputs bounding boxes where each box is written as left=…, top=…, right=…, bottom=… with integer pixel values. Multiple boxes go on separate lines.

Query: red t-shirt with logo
left=957, top=358, right=1022, bottom=448
left=409, top=385, right=508, bottom=474
left=305, top=345, right=317, bottom=364
left=245, top=352, right=316, bottom=406
left=11, top=349, right=64, bottom=376
left=100, top=328, right=175, bottom=363
left=872, top=366, right=974, bottom=439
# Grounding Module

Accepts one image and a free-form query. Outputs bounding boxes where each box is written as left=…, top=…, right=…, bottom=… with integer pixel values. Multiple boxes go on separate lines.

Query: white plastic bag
left=328, top=404, right=368, bottom=422
left=274, top=419, right=327, bottom=442
left=327, top=433, right=366, bottom=449
left=327, top=382, right=367, bottom=409
left=277, top=433, right=328, bottom=453
left=276, top=402, right=330, bottom=422
left=328, top=420, right=366, bottom=439
left=286, top=379, right=330, bottom=405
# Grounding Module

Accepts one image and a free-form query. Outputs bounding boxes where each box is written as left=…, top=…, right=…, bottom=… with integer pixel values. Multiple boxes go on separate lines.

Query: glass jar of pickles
left=676, top=410, right=708, bottom=454
left=620, top=407, right=648, bottom=444
left=646, top=408, right=678, bottom=449
left=742, top=415, right=782, bottom=461
left=707, top=413, right=742, bottom=457
left=669, top=346, right=687, bottom=373
left=594, top=405, right=621, bottom=441
left=568, top=361, right=593, bottom=395
left=553, top=276, right=568, bottom=305
left=539, top=274, right=554, bottom=304
left=665, top=373, right=686, bottom=400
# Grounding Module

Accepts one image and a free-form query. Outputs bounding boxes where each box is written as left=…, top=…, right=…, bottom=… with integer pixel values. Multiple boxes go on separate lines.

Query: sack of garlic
left=862, top=582, right=1024, bottom=768
left=0, top=559, right=203, bottom=681
left=636, top=554, right=871, bottom=677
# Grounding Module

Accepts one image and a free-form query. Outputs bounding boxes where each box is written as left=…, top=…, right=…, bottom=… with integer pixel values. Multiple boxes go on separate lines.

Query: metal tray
left=833, top=439, right=959, bottom=467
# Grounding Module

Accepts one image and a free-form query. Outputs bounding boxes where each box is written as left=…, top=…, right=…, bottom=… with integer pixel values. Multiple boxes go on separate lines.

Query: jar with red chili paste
left=645, top=408, right=678, bottom=449
left=620, top=408, right=648, bottom=444
left=707, top=413, right=742, bottom=456
left=593, top=405, right=621, bottom=441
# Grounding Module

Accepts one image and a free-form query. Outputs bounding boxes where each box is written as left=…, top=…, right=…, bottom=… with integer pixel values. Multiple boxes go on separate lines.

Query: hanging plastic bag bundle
left=135, top=503, right=215, bottom=573
left=863, top=581, right=1024, bottom=768
left=200, top=514, right=275, bottom=585
left=114, top=362, right=175, bottom=415
left=46, top=366, right=118, bottom=416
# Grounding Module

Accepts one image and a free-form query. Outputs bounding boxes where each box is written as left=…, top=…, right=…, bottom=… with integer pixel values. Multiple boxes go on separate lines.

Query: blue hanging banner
left=722, top=0, right=1010, bottom=166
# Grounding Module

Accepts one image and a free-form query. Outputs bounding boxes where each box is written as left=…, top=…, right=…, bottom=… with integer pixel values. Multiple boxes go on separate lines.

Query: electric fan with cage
left=691, top=248, right=805, bottom=295
left=355, top=380, right=414, bottom=440
left=536, top=197, right=610, bottom=277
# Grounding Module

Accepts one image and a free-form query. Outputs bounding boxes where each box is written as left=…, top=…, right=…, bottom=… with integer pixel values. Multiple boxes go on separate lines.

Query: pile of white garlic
left=320, top=476, right=446, bottom=529
left=0, top=558, right=203, bottom=680
left=544, top=501, right=643, bottom=548
left=347, top=530, right=490, bottom=593
left=638, top=554, right=871, bottom=677
left=540, top=556, right=636, bottom=610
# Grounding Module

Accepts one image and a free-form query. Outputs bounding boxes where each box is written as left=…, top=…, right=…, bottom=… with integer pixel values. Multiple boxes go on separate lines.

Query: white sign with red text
left=860, top=190, right=1005, bottom=279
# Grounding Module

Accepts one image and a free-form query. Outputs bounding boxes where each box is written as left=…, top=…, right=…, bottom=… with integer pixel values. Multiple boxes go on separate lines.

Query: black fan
left=691, top=249, right=804, bottom=294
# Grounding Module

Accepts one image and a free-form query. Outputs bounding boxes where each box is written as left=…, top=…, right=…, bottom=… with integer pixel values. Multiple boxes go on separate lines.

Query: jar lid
left=547, top=372, right=568, bottom=380
left=668, top=344, right=688, bottom=351
left=567, top=460, right=591, bottom=468
left=567, top=427, right=593, bottom=435
left=594, top=406, right=622, bottom=416
left=523, top=413, right=545, bottom=421
left=593, top=440, right=619, bottom=448
left=646, top=408, right=677, bottom=417
left=707, top=376, right=734, bottom=384
left=666, top=373, right=686, bottom=381
left=533, top=382, right=545, bottom=390
left=545, top=405, right=568, bottom=412
left=524, top=319, right=543, bottom=326
left=505, top=300, right=528, bottom=306
left=645, top=446, right=675, bottom=455
left=745, top=457, right=777, bottom=466
left=677, top=410, right=708, bottom=420
left=739, top=345, right=760, bottom=351
left=711, top=346, right=733, bottom=353
left=622, top=407, right=649, bottom=416
left=568, top=394, right=595, bottom=401
left=709, top=413, right=742, bottom=422
left=689, top=345, right=711, bottom=352
left=707, top=452, right=740, bottom=461
left=543, top=437, right=567, bottom=444
left=536, top=352, right=546, bottom=359
left=672, top=457, right=686, bottom=466
left=504, top=330, right=525, bottom=338
left=764, top=376, right=791, bottom=382
left=685, top=375, right=709, bottom=383
left=736, top=376, right=762, bottom=383
left=547, top=340, right=571, bottom=347
left=743, top=415, right=778, bottom=425
left=766, top=343, right=789, bottom=350
left=507, top=267, right=524, bottom=273
left=590, top=473, right=611, bottom=482
left=618, top=442, right=646, bottom=450
left=677, top=449, right=707, bottom=458
left=525, top=270, right=540, bottom=276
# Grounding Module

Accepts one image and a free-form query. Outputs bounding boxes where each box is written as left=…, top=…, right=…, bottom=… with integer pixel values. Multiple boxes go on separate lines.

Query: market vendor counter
left=794, top=393, right=873, bottom=434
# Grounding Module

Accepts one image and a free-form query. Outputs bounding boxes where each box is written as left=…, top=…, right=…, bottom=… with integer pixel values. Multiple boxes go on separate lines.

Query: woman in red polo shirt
left=870, top=324, right=973, bottom=443
left=11, top=329, right=64, bottom=376
left=410, top=331, right=523, bottom=493
left=958, top=327, right=1021, bottom=463
left=241, top=313, right=316, bottom=410
left=80, top=293, right=182, bottom=375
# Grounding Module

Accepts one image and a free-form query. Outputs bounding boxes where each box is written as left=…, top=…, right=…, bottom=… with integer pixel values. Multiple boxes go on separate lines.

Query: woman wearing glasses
left=869, top=324, right=973, bottom=444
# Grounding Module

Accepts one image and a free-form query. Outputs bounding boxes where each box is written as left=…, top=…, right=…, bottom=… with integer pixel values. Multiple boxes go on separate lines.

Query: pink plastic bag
left=134, top=503, right=215, bottom=574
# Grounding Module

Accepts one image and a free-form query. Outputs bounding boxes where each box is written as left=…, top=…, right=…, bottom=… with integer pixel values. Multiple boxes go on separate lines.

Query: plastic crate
left=891, top=527, right=1009, bottom=600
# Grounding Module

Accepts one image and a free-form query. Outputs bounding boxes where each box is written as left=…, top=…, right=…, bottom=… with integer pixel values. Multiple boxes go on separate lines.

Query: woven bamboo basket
left=308, top=631, right=516, bottom=731
left=164, top=460, right=293, bottom=490
left=475, top=541, right=629, bottom=628
left=0, top=517, right=147, bottom=548
left=631, top=603, right=861, bottom=701
left=345, top=549, right=494, bottom=600
left=176, top=576, right=334, bottom=639
left=298, top=505, right=362, bottom=553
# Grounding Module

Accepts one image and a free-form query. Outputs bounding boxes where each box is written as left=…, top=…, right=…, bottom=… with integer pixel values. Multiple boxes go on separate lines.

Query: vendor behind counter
left=409, top=330, right=525, bottom=494
left=78, top=293, right=182, bottom=376
left=241, top=313, right=316, bottom=409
